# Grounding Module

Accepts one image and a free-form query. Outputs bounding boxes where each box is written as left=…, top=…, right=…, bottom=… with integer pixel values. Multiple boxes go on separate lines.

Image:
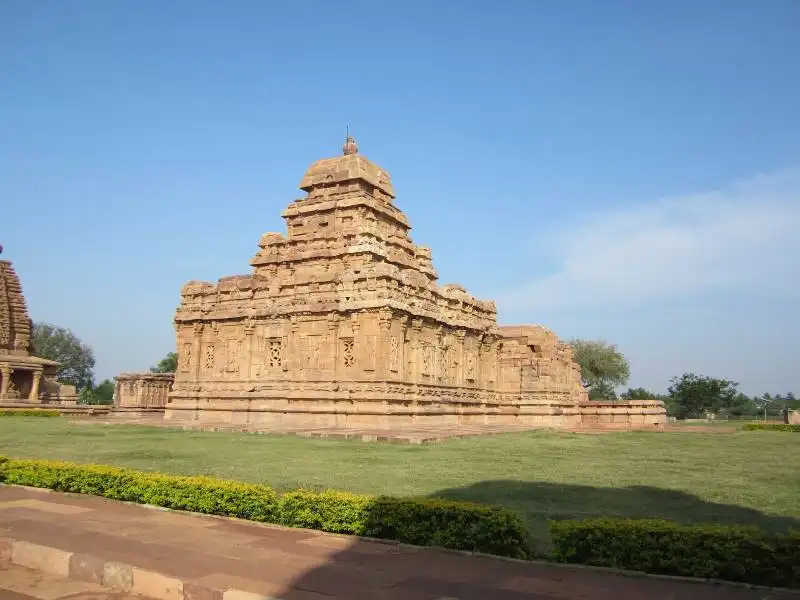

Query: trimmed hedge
left=550, top=518, right=800, bottom=589
left=0, top=409, right=60, bottom=417
left=3, top=455, right=798, bottom=585
left=742, top=423, right=800, bottom=432
left=278, top=489, right=530, bottom=558
left=0, top=457, right=278, bottom=521
left=0, top=456, right=530, bottom=559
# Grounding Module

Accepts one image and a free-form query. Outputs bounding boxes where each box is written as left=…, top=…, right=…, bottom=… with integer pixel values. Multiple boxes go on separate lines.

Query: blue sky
left=2, top=0, right=798, bottom=395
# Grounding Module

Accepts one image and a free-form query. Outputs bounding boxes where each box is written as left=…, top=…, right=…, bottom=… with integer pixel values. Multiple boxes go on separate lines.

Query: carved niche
left=180, top=343, right=192, bottom=372
left=389, top=336, right=400, bottom=373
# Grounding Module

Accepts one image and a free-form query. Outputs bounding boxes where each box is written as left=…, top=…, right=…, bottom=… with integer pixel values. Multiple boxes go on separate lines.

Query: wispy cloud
left=499, top=169, right=800, bottom=312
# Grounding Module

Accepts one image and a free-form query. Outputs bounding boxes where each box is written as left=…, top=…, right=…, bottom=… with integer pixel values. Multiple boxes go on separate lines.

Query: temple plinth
left=165, top=139, right=663, bottom=430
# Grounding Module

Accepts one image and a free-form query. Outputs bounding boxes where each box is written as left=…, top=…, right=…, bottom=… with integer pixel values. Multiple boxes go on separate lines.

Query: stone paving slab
left=0, top=562, right=151, bottom=600
left=0, top=486, right=796, bottom=600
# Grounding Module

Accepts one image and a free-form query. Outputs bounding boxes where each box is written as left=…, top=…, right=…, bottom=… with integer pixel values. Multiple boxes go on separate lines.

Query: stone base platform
left=108, top=406, right=166, bottom=419
left=76, top=413, right=666, bottom=444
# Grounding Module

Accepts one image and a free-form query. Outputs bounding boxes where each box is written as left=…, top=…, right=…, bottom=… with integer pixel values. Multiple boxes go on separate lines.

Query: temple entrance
left=10, top=369, right=34, bottom=400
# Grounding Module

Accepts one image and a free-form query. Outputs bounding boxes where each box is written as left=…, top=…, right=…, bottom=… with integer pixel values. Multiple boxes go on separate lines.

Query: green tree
left=667, top=373, right=739, bottom=420
left=31, top=322, right=95, bottom=390
left=725, top=393, right=759, bottom=417
left=78, top=387, right=97, bottom=405
left=150, top=352, right=178, bottom=374
left=569, top=339, right=630, bottom=400
left=93, top=379, right=115, bottom=405
left=620, top=387, right=665, bottom=400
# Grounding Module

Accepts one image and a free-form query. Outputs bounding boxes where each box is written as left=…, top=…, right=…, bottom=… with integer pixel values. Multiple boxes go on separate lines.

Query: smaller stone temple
left=0, top=246, right=78, bottom=404
left=113, top=372, right=174, bottom=416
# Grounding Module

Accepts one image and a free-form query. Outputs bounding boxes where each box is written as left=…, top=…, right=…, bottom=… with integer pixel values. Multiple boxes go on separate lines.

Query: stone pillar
left=289, top=315, right=300, bottom=373
left=350, top=313, right=361, bottom=377
left=0, top=367, right=10, bottom=398
left=192, top=323, right=204, bottom=380
left=377, top=309, right=392, bottom=379
left=410, top=319, right=423, bottom=383
left=28, top=371, right=42, bottom=403
left=396, top=315, right=408, bottom=380
left=242, top=322, right=255, bottom=380
left=455, top=330, right=466, bottom=386
left=479, top=340, right=492, bottom=388
left=328, top=314, right=339, bottom=374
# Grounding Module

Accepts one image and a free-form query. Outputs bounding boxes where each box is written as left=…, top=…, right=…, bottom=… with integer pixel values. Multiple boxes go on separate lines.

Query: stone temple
left=162, top=138, right=665, bottom=431
left=0, top=247, right=77, bottom=404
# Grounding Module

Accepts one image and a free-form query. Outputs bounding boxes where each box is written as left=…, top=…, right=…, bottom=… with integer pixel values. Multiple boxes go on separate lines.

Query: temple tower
left=167, top=139, right=597, bottom=428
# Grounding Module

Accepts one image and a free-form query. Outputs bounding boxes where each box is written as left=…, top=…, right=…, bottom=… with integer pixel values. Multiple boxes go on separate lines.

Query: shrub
left=742, top=423, right=800, bottom=432
left=550, top=518, right=800, bottom=589
left=0, top=457, right=531, bottom=559
left=278, top=490, right=531, bottom=559
left=0, top=458, right=278, bottom=522
left=0, top=409, right=60, bottom=417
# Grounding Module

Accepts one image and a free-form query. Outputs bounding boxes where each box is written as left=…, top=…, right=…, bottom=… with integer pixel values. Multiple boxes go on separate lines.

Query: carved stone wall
left=165, top=139, right=653, bottom=429
left=115, top=373, right=174, bottom=409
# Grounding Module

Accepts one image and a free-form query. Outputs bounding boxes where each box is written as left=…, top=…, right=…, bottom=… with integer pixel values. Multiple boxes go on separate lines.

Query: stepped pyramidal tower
left=167, top=137, right=593, bottom=428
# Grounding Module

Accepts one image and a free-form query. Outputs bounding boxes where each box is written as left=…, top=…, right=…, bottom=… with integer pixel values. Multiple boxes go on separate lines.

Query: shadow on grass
left=430, top=480, right=800, bottom=555
left=268, top=481, right=800, bottom=599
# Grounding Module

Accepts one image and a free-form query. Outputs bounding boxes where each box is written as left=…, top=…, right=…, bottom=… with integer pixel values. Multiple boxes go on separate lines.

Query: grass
left=0, top=418, right=798, bottom=551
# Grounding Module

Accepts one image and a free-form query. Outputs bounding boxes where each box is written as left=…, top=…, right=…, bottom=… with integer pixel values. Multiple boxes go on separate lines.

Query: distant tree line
left=568, top=339, right=796, bottom=419
left=622, top=380, right=797, bottom=420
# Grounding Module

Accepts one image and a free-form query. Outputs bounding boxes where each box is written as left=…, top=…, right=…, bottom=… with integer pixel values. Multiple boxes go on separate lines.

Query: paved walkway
left=0, top=562, right=150, bottom=599
left=0, top=486, right=794, bottom=600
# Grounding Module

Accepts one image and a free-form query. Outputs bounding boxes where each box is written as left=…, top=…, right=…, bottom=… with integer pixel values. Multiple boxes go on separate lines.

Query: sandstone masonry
left=164, top=139, right=663, bottom=429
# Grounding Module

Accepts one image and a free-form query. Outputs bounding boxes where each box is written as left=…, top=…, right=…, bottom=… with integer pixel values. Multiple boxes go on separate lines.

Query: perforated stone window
left=341, top=338, right=355, bottom=368
left=268, top=340, right=282, bottom=367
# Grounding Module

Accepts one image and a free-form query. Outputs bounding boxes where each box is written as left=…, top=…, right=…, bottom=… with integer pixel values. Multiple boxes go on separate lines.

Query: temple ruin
left=162, top=138, right=667, bottom=430
left=0, top=247, right=78, bottom=405
left=114, top=372, right=174, bottom=417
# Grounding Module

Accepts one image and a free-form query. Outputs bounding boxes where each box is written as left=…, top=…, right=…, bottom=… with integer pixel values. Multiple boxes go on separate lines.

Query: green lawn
left=1, top=418, right=798, bottom=550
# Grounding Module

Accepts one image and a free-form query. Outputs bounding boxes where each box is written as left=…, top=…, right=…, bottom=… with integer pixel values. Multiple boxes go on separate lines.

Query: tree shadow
left=266, top=481, right=800, bottom=599
left=429, top=479, right=800, bottom=555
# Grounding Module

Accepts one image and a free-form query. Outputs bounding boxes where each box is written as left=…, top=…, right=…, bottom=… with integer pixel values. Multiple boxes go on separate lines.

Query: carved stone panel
left=225, top=340, right=240, bottom=373
left=421, top=343, right=432, bottom=377
left=437, top=346, right=447, bottom=383
left=180, top=343, right=192, bottom=372
left=465, top=352, right=476, bottom=382
left=302, top=335, right=323, bottom=370
left=389, top=336, right=400, bottom=373
left=363, top=335, right=376, bottom=371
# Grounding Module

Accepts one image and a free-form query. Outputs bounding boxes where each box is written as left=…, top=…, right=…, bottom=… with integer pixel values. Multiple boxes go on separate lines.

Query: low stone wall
left=578, top=400, right=667, bottom=428
left=114, top=373, right=174, bottom=411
